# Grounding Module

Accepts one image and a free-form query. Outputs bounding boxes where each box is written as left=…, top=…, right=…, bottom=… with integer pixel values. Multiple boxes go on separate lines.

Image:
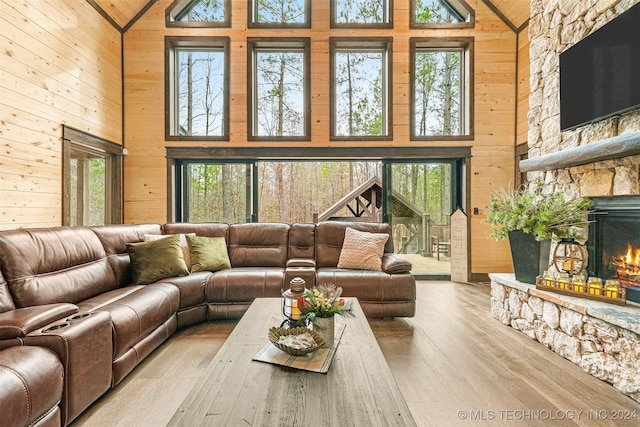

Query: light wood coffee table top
left=168, top=297, right=416, bottom=426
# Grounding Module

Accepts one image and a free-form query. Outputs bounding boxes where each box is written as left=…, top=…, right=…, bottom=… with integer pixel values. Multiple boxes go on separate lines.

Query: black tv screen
left=560, top=3, right=640, bottom=131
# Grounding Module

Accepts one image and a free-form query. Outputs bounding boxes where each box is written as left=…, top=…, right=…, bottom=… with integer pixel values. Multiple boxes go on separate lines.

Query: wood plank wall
left=516, top=24, right=530, bottom=145
left=124, top=0, right=517, bottom=274
left=0, top=0, right=122, bottom=230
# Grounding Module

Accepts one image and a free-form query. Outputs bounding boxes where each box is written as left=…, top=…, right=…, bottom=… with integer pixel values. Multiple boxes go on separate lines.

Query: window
left=331, top=38, right=392, bottom=140
left=166, top=37, right=230, bottom=140
left=248, top=38, right=310, bottom=140
left=63, top=126, right=122, bottom=226
left=175, top=161, right=254, bottom=223
left=410, top=38, right=473, bottom=139
left=331, top=0, right=393, bottom=28
left=411, top=0, right=474, bottom=28
left=166, top=0, right=230, bottom=27
left=248, top=0, right=310, bottom=27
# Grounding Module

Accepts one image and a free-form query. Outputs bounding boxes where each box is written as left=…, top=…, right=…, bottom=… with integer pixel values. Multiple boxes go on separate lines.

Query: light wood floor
left=72, top=281, right=640, bottom=426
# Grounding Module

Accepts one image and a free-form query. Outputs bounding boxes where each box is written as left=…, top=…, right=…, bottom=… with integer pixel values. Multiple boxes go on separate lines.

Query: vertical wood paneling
left=0, top=0, right=122, bottom=230
left=516, top=25, right=530, bottom=145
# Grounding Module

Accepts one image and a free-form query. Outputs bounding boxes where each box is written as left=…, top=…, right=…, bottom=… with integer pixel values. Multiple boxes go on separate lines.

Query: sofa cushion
left=337, top=227, right=388, bottom=271
left=205, top=267, right=284, bottom=303
left=0, top=227, right=117, bottom=308
left=78, top=283, right=180, bottom=359
left=317, top=268, right=416, bottom=302
left=186, top=235, right=231, bottom=272
left=0, top=270, right=15, bottom=313
left=163, top=222, right=229, bottom=239
left=127, top=235, right=189, bottom=286
left=228, top=223, right=289, bottom=267
left=0, top=346, right=63, bottom=427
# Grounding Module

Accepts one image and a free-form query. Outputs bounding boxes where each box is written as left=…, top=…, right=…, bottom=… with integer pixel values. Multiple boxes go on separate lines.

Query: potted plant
left=297, top=284, right=352, bottom=347
left=484, top=180, right=591, bottom=283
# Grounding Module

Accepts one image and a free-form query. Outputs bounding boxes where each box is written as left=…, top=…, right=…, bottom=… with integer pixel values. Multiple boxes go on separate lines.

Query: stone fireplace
left=491, top=0, right=640, bottom=404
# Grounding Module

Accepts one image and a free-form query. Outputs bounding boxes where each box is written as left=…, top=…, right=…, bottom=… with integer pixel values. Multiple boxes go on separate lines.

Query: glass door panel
left=182, top=162, right=253, bottom=223
left=387, top=162, right=455, bottom=276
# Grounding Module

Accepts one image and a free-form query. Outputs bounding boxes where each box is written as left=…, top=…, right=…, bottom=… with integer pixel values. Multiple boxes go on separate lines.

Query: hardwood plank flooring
left=71, top=281, right=640, bottom=426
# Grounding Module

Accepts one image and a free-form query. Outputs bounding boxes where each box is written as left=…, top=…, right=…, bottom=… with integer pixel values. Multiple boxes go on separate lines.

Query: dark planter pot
left=508, top=231, right=551, bottom=284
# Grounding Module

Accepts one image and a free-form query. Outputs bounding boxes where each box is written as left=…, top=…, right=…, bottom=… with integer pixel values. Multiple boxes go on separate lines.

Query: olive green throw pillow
left=186, top=235, right=231, bottom=272
left=127, top=235, right=189, bottom=285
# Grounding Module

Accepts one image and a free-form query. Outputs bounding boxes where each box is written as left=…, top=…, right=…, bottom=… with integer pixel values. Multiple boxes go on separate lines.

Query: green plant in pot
left=484, top=180, right=591, bottom=283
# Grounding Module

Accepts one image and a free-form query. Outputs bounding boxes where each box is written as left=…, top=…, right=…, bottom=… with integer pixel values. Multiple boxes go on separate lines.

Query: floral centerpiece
left=296, top=283, right=351, bottom=348
left=297, top=283, right=349, bottom=321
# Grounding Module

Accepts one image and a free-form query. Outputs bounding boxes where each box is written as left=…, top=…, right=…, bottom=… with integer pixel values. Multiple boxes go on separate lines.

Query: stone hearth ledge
left=490, top=273, right=640, bottom=403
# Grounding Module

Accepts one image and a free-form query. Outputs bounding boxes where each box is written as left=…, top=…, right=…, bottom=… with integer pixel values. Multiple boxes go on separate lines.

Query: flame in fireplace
left=612, top=243, right=640, bottom=286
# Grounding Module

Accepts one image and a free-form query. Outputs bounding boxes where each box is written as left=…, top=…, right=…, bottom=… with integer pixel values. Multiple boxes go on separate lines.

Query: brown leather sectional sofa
left=0, top=221, right=415, bottom=426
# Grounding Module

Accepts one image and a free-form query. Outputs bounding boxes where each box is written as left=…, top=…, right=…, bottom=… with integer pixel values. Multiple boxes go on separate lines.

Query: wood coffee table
left=168, top=297, right=416, bottom=426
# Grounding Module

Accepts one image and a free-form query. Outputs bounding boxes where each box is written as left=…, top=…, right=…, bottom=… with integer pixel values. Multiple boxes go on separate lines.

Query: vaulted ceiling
left=90, top=0, right=530, bottom=33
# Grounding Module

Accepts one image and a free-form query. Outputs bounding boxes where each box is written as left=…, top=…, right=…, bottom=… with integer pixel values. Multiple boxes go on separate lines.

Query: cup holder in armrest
left=67, top=313, right=92, bottom=322
left=42, top=322, right=70, bottom=333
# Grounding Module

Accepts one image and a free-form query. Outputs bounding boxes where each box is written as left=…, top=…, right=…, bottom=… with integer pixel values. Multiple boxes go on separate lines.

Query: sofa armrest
left=381, top=254, right=413, bottom=274
left=0, top=303, right=79, bottom=339
left=287, top=258, right=316, bottom=268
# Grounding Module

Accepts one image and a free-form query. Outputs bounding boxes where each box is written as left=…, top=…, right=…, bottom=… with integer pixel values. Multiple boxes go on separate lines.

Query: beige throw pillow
left=337, top=227, right=389, bottom=271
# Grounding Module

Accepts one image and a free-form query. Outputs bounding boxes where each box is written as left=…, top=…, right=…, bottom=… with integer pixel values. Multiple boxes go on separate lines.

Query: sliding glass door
left=384, top=160, right=461, bottom=276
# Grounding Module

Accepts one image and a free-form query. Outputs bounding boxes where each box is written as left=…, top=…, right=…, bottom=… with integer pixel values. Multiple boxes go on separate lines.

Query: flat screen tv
left=559, top=3, right=640, bottom=131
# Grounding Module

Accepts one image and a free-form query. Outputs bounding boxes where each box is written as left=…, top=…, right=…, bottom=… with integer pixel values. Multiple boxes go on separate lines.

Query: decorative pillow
left=144, top=233, right=193, bottom=269
left=127, top=235, right=189, bottom=285
left=186, top=235, right=231, bottom=272
left=337, top=227, right=389, bottom=271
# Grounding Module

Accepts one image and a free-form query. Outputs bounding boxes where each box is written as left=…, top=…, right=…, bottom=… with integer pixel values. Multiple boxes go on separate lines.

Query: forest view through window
left=180, top=160, right=454, bottom=274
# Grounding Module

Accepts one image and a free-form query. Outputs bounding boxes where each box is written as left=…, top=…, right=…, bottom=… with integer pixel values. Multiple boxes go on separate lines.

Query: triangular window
left=166, top=0, right=229, bottom=27
left=412, top=0, right=474, bottom=28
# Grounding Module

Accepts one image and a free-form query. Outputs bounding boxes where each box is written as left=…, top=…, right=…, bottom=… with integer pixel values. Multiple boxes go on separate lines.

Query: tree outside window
left=332, top=0, right=392, bottom=26
left=331, top=38, right=392, bottom=139
left=411, top=38, right=472, bottom=139
left=184, top=163, right=250, bottom=223
left=248, top=39, right=310, bottom=140
left=166, top=37, right=229, bottom=140
left=166, top=0, right=230, bottom=26
left=411, top=0, right=474, bottom=28
left=249, top=0, right=309, bottom=27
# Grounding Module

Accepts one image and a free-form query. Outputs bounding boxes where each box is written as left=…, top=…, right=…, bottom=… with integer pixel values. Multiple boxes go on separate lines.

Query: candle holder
left=535, top=275, right=626, bottom=305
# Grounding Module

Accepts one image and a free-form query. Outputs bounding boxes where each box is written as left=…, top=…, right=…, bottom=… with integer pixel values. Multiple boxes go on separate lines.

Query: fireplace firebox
left=587, top=196, right=640, bottom=303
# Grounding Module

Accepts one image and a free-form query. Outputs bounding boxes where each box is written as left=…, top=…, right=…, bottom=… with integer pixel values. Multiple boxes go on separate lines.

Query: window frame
left=247, top=37, right=311, bottom=141
left=410, top=0, right=475, bottom=29
left=166, top=0, right=231, bottom=28
left=330, top=37, right=393, bottom=141
left=165, top=36, right=230, bottom=141
left=331, top=0, right=394, bottom=28
left=62, top=126, right=123, bottom=226
left=247, top=0, right=311, bottom=28
left=410, top=37, right=474, bottom=141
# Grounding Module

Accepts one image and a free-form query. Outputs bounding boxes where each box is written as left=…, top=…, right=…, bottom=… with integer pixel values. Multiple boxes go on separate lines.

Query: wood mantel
left=519, top=131, right=640, bottom=172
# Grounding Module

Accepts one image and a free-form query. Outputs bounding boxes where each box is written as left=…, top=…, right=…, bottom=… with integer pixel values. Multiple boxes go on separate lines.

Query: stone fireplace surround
left=491, top=0, right=640, bottom=405
left=490, top=274, right=640, bottom=403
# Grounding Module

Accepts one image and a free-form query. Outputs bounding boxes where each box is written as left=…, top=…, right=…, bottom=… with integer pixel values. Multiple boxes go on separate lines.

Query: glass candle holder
left=587, top=277, right=603, bottom=296
left=604, top=280, right=621, bottom=299
left=571, top=279, right=585, bottom=293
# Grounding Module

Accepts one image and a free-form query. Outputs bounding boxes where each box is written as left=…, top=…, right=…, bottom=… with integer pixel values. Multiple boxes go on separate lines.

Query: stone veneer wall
left=528, top=0, right=640, bottom=197
left=490, top=274, right=640, bottom=403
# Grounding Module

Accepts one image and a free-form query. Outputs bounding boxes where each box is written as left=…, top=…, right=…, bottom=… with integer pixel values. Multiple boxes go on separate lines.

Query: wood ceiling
left=90, top=0, right=530, bottom=33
